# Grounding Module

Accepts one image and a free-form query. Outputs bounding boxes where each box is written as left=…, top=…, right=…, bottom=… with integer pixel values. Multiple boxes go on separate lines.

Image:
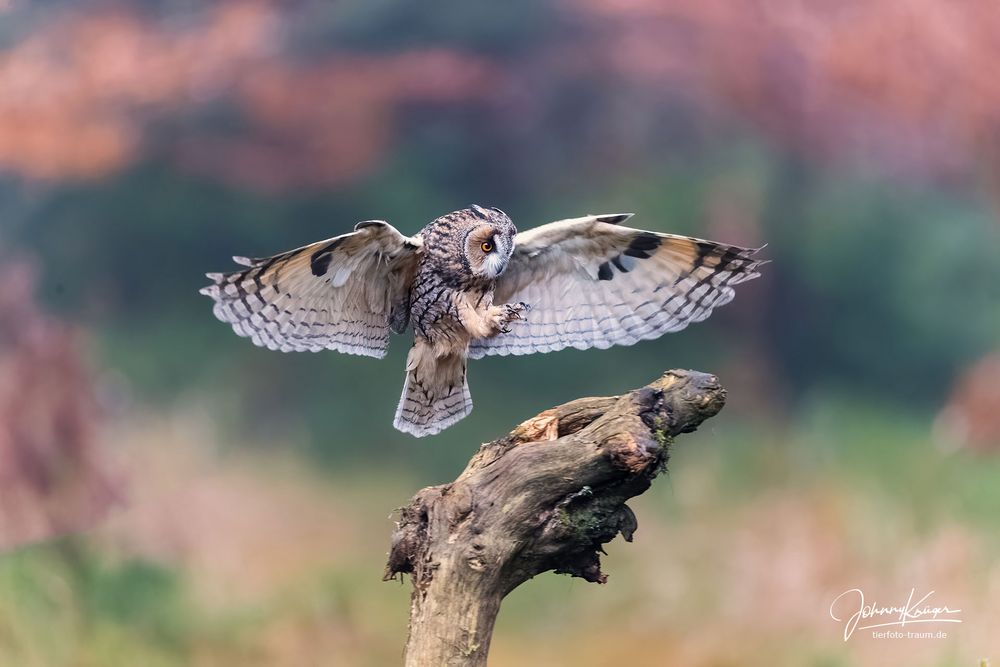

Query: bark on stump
left=385, top=369, right=726, bottom=666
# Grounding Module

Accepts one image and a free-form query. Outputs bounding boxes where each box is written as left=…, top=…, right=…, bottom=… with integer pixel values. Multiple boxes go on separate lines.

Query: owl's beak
left=483, top=252, right=508, bottom=279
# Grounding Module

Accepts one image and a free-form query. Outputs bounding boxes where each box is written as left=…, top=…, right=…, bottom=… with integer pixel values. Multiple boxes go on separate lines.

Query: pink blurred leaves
left=2, top=0, right=999, bottom=188
left=0, top=3, right=501, bottom=190
left=0, top=257, right=118, bottom=549
left=578, top=0, right=1000, bottom=180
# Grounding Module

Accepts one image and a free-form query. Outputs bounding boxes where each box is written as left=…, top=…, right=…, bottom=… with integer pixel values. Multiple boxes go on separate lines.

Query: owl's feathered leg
left=394, top=340, right=472, bottom=438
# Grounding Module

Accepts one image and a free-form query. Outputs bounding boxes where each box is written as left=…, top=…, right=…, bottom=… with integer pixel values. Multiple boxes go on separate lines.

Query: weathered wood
left=385, top=369, right=726, bottom=667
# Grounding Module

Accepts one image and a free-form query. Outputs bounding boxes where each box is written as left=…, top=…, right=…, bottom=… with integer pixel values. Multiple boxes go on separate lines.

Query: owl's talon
left=490, top=302, right=528, bottom=335
left=503, top=302, right=528, bottom=322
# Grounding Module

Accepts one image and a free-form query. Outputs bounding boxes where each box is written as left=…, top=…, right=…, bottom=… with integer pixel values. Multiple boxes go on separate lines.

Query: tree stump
left=384, top=369, right=726, bottom=666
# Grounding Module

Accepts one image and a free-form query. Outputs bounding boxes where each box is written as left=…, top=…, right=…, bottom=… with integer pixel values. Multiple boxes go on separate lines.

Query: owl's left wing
left=468, top=214, right=765, bottom=358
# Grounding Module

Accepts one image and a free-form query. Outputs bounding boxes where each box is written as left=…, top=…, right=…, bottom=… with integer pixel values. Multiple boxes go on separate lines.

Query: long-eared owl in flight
left=201, top=206, right=765, bottom=437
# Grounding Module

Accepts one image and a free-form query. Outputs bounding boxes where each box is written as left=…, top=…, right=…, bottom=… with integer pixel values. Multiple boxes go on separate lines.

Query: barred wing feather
left=200, top=221, right=420, bottom=358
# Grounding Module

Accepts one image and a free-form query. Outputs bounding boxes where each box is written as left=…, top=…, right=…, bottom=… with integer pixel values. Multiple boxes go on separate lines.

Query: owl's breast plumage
left=409, top=260, right=494, bottom=346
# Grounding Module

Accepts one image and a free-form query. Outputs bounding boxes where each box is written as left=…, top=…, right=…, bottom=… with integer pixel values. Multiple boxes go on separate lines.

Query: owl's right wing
left=200, top=221, right=421, bottom=358
left=469, top=213, right=765, bottom=358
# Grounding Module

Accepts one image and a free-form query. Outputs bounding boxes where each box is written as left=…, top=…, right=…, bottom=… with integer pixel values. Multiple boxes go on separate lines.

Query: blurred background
left=1, top=1, right=999, bottom=665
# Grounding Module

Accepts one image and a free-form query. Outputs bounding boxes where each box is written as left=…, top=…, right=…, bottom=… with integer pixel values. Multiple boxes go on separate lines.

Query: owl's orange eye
left=481, top=240, right=494, bottom=253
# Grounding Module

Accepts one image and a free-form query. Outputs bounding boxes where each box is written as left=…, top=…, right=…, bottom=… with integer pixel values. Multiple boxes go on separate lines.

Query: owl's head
left=447, top=205, right=517, bottom=280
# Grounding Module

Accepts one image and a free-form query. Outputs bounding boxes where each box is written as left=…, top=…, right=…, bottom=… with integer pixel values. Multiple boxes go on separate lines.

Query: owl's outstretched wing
left=200, top=221, right=421, bottom=358
left=468, top=214, right=765, bottom=359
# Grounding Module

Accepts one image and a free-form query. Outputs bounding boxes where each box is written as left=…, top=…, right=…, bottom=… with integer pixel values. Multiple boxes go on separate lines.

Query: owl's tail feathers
left=393, top=342, right=472, bottom=438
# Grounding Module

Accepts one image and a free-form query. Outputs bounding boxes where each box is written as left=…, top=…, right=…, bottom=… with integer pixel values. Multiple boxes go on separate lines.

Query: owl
left=201, top=206, right=765, bottom=437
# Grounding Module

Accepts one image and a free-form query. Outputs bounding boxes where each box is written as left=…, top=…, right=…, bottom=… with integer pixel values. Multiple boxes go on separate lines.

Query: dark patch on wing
left=310, top=253, right=333, bottom=277
left=597, top=262, right=614, bottom=281
left=623, top=232, right=662, bottom=259
left=611, top=256, right=630, bottom=273
left=310, top=238, right=345, bottom=277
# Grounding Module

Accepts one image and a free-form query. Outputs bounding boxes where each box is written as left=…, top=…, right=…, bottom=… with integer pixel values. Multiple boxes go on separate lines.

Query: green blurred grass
left=2, top=398, right=997, bottom=666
